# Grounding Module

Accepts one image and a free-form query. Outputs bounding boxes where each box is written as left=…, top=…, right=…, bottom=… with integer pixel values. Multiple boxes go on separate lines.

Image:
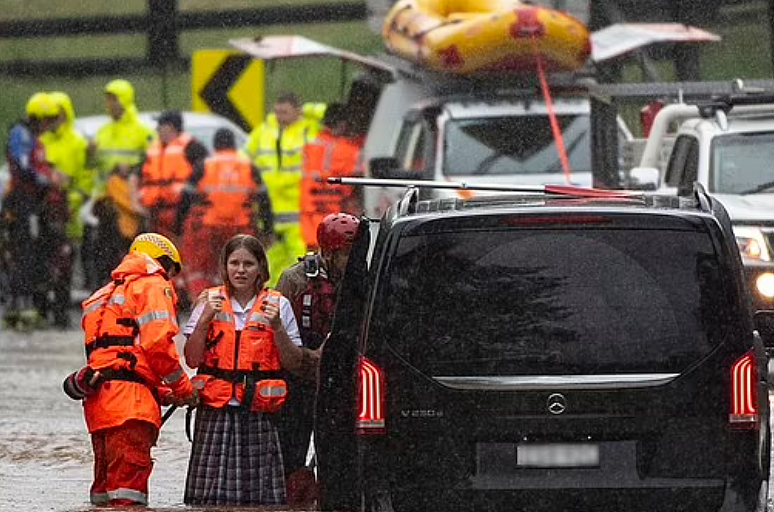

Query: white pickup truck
left=628, top=96, right=774, bottom=309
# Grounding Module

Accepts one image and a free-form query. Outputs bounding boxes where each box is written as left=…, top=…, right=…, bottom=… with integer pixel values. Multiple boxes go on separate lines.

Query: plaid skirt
left=184, top=406, right=286, bottom=505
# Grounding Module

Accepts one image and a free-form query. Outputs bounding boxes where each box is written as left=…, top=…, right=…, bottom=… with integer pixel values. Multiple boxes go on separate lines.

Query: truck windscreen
left=443, top=114, right=591, bottom=177
left=711, top=131, right=774, bottom=194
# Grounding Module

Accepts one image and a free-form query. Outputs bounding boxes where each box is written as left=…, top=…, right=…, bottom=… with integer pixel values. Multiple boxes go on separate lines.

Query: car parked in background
left=73, top=110, right=248, bottom=153
left=316, top=183, right=771, bottom=512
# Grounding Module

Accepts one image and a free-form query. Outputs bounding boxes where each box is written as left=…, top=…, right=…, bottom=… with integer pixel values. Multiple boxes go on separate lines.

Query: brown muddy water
left=0, top=319, right=313, bottom=512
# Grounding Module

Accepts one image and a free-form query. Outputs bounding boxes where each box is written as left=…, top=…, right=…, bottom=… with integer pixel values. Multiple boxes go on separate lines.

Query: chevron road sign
left=192, top=49, right=265, bottom=132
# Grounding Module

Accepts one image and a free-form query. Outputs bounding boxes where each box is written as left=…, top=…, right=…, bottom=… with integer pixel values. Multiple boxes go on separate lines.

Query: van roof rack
left=328, top=177, right=637, bottom=196
left=327, top=177, right=638, bottom=216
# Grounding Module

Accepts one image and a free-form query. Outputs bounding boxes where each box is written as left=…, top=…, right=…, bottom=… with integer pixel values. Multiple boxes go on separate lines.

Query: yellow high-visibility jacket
left=244, top=104, right=324, bottom=221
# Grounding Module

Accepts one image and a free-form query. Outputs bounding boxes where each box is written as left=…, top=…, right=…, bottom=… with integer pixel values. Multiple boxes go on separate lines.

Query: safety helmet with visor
left=130, top=232, right=182, bottom=275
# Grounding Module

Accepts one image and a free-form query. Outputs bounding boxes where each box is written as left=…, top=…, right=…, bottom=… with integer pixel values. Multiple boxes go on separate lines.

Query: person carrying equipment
left=63, top=232, right=198, bottom=507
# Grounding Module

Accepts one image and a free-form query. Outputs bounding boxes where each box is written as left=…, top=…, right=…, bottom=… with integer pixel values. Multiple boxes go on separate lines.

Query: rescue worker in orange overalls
left=275, top=212, right=360, bottom=506
left=180, top=128, right=274, bottom=301
left=139, top=110, right=208, bottom=241
left=300, top=103, right=363, bottom=250
left=63, top=232, right=198, bottom=507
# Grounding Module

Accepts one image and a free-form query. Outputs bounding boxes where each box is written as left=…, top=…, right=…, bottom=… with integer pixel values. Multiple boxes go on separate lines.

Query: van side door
left=315, top=218, right=372, bottom=511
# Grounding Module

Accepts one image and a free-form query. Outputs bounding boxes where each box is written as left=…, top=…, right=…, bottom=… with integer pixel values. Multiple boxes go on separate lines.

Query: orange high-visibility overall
left=81, top=251, right=193, bottom=506
left=300, top=131, right=362, bottom=248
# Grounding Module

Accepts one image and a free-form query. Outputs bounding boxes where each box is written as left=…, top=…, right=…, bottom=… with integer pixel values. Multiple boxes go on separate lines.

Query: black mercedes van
left=316, top=185, right=771, bottom=512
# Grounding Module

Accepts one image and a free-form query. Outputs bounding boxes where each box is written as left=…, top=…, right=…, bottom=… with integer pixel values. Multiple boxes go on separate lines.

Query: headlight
left=757, top=273, right=774, bottom=298
left=734, top=226, right=771, bottom=261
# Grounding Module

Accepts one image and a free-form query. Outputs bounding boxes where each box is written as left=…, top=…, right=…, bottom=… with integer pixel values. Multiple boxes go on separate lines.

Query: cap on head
left=317, top=213, right=360, bottom=251
left=130, top=232, right=182, bottom=273
left=156, top=110, right=183, bottom=133
left=213, top=127, right=235, bottom=150
left=26, top=92, right=59, bottom=119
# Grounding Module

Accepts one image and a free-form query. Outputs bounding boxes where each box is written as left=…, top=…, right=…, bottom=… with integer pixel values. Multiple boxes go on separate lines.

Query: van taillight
left=729, top=352, right=759, bottom=430
left=357, top=357, right=385, bottom=435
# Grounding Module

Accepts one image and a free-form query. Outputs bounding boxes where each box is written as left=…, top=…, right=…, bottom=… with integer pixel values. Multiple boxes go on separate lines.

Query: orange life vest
left=300, top=131, right=362, bottom=247
left=197, top=149, right=258, bottom=227
left=140, top=133, right=194, bottom=208
left=81, top=252, right=193, bottom=433
left=194, top=286, right=287, bottom=413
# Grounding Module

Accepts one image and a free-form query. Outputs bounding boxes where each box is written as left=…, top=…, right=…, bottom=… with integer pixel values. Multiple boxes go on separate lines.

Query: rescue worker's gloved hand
left=161, top=386, right=199, bottom=408
left=63, top=366, right=102, bottom=400
left=179, top=388, right=200, bottom=408
left=157, top=385, right=175, bottom=406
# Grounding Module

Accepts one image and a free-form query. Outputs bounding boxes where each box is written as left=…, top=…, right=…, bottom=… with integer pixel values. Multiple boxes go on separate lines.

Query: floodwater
left=3, top=310, right=774, bottom=512
left=0, top=313, right=306, bottom=512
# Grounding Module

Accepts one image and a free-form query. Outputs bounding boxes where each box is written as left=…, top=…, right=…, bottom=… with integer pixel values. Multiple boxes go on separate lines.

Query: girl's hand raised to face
left=261, top=297, right=282, bottom=331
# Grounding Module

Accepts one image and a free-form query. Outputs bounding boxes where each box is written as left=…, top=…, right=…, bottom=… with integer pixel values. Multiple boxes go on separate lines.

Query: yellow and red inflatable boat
left=382, top=0, right=591, bottom=75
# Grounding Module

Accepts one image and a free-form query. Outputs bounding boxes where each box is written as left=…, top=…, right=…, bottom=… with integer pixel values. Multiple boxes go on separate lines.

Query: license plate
left=517, top=443, right=599, bottom=468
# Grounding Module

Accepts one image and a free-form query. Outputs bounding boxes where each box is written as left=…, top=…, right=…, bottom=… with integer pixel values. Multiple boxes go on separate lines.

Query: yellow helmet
left=26, top=92, right=59, bottom=119
left=130, top=233, right=182, bottom=272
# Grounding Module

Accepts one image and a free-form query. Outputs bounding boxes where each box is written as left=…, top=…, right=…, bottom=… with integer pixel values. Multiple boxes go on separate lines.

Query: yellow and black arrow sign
left=192, top=50, right=264, bottom=132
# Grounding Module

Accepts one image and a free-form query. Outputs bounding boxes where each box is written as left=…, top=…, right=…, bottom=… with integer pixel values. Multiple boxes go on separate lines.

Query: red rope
left=531, top=35, right=572, bottom=183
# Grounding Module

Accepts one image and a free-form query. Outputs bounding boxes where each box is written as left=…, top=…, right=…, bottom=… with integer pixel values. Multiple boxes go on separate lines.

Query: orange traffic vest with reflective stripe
left=194, top=286, right=287, bottom=412
left=140, top=133, right=193, bottom=208
left=197, top=149, right=258, bottom=227
left=300, top=131, right=362, bottom=247
left=81, top=252, right=193, bottom=433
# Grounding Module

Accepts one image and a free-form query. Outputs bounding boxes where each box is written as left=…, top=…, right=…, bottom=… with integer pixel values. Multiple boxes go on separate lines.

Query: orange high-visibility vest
left=140, top=133, right=193, bottom=208
left=194, top=286, right=287, bottom=413
left=81, top=252, right=193, bottom=433
left=197, top=149, right=258, bottom=227
left=300, top=131, right=362, bottom=247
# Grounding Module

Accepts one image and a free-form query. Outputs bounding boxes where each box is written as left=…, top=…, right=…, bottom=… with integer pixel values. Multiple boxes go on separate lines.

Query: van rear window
left=443, top=115, right=591, bottom=176
left=373, top=227, right=725, bottom=376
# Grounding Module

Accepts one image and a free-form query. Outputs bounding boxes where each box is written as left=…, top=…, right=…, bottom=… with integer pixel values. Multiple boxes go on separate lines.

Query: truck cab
left=628, top=97, right=774, bottom=309
left=359, top=66, right=633, bottom=218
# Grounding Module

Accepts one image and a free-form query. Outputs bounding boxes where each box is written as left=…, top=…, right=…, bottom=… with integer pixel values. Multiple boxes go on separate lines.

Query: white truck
left=229, top=26, right=719, bottom=217
left=628, top=92, right=774, bottom=309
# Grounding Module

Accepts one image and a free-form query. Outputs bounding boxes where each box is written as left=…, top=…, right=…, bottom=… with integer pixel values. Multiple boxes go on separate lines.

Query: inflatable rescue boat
left=382, top=0, right=591, bottom=75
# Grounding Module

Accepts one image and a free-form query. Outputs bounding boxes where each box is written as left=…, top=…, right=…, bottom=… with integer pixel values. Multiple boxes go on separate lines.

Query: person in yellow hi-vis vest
left=42, top=91, right=92, bottom=244
left=40, top=91, right=92, bottom=326
left=244, top=92, right=325, bottom=286
left=87, top=79, right=155, bottom=290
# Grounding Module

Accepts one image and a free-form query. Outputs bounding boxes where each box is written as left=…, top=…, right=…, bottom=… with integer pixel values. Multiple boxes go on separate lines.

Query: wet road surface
left=0, top=314, right=300, bottom=512
left=2, top=312, right=774, bottom=512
